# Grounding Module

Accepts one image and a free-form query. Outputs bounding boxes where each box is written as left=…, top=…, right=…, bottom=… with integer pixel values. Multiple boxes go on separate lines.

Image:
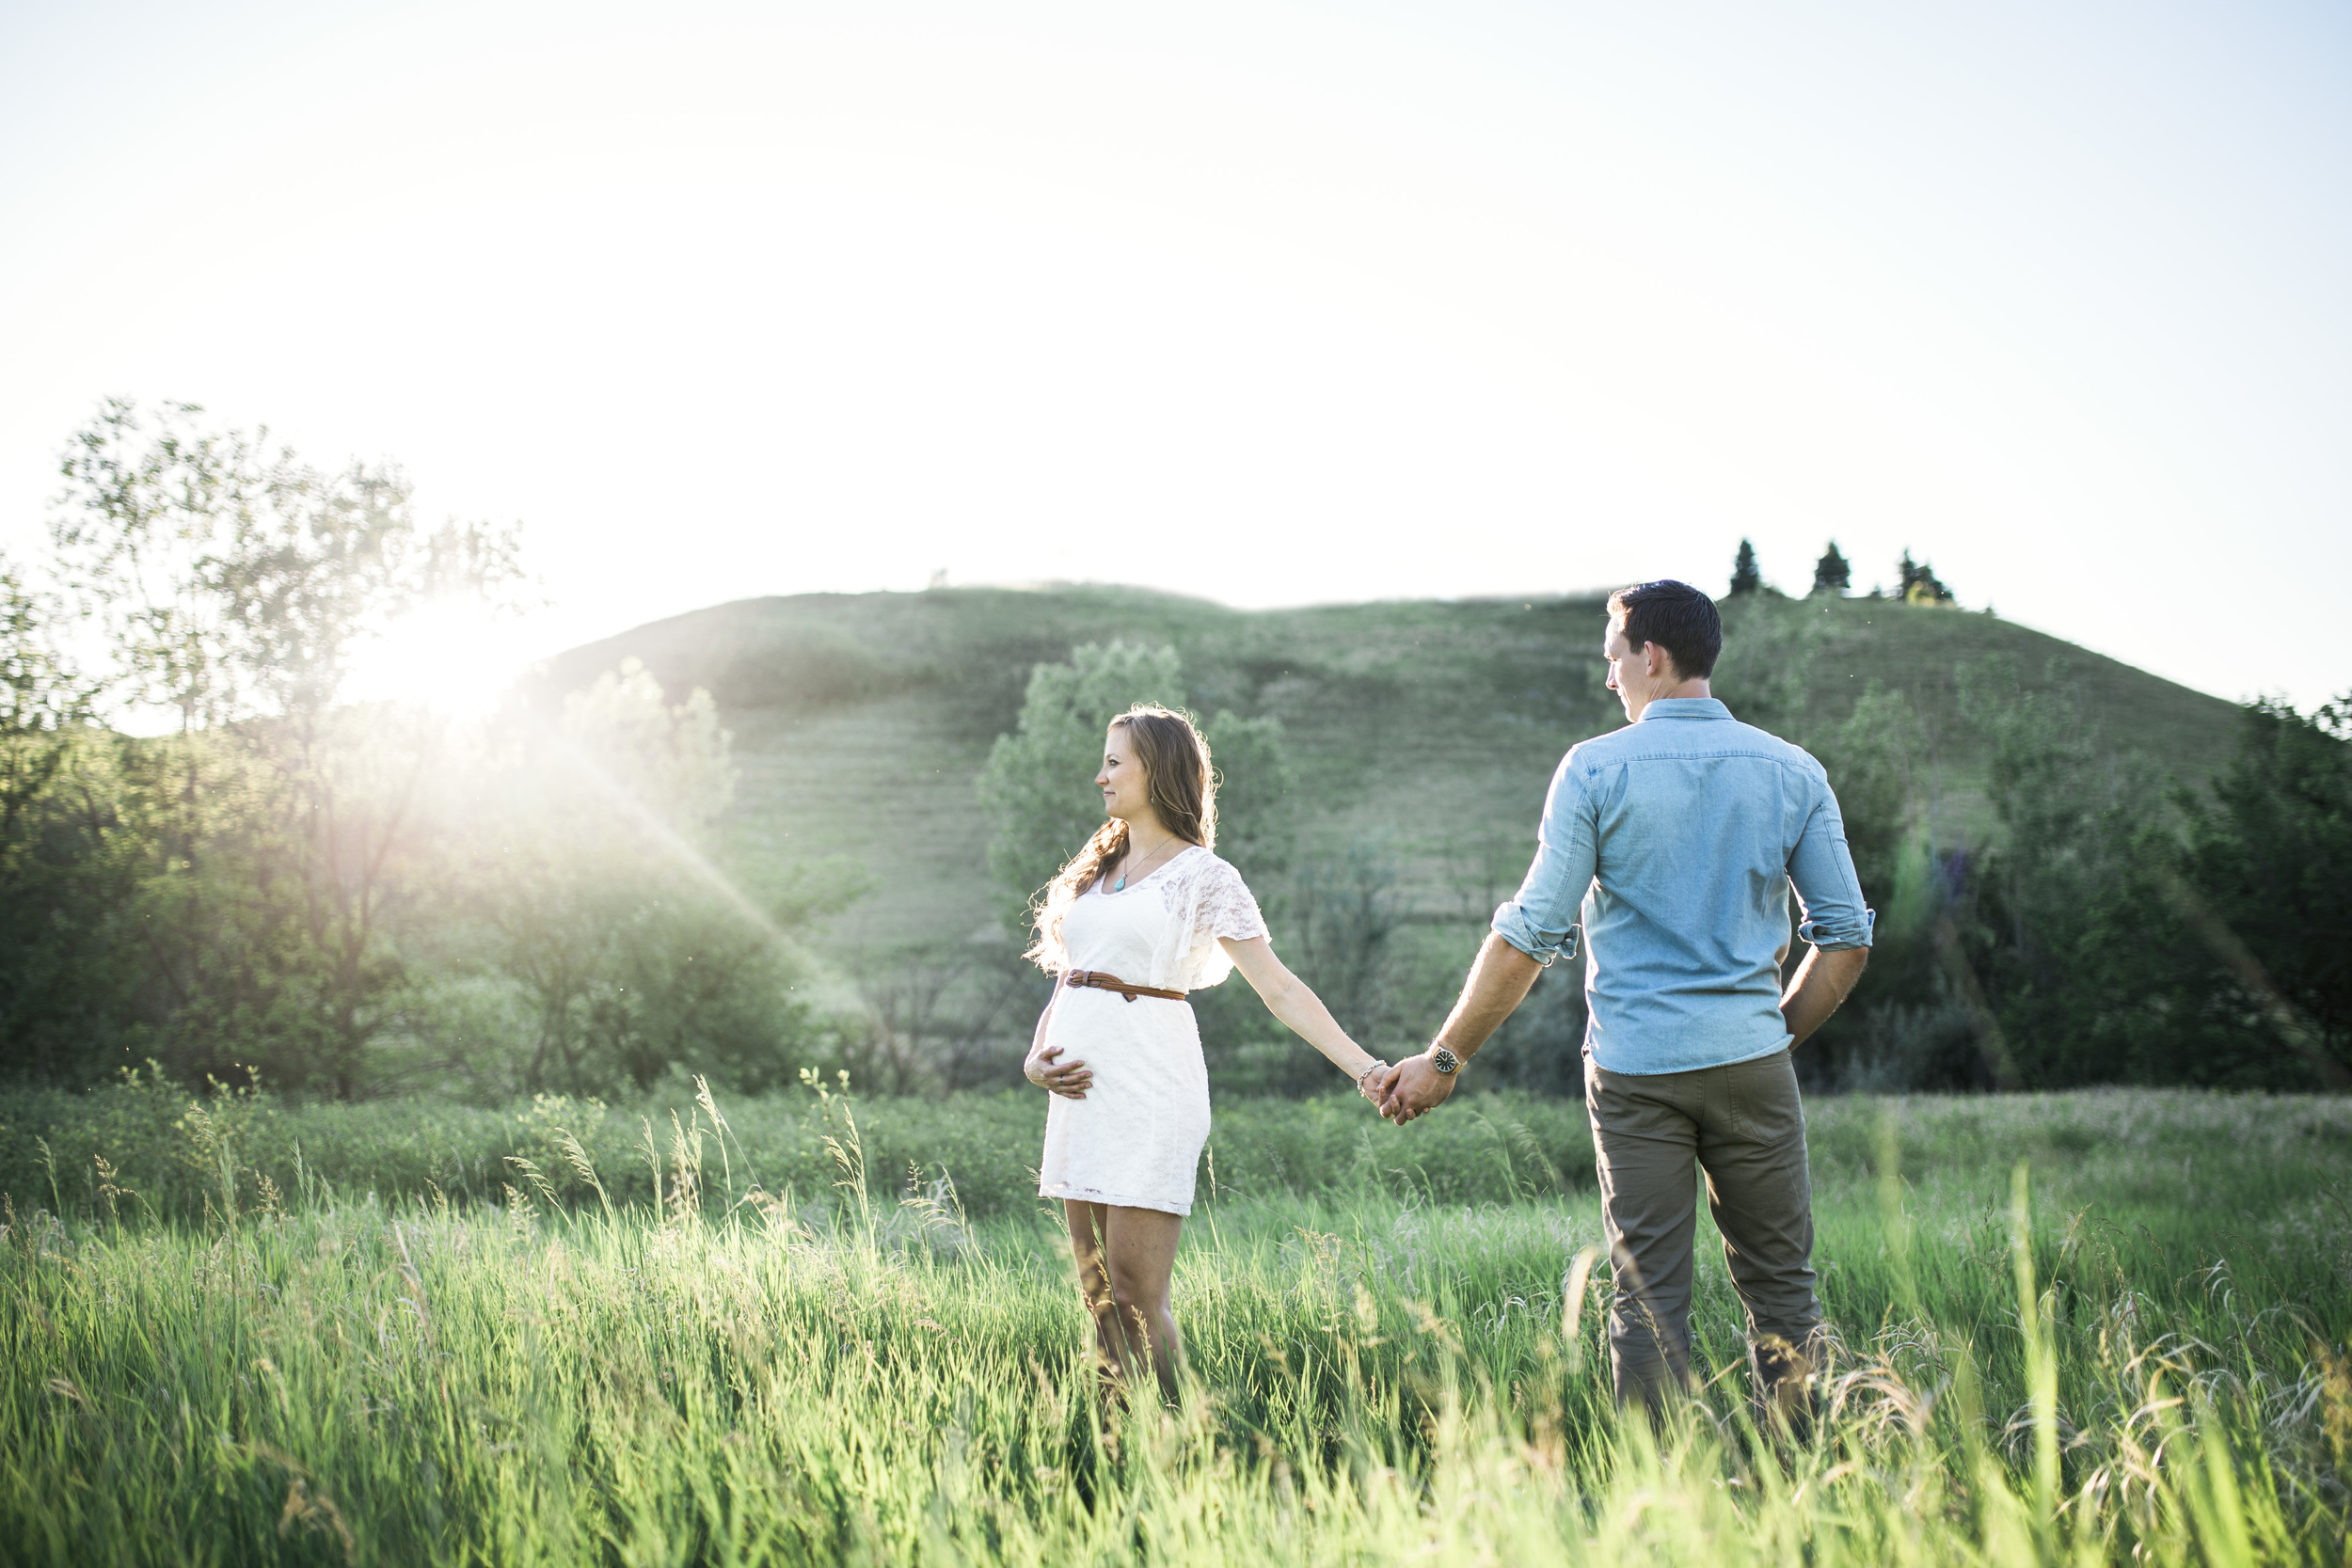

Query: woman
left=1023, top=705, right=1389, bottom=1402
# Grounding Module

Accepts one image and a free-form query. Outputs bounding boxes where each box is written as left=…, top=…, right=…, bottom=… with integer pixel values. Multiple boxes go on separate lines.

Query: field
left=6, top=1084, right=2351, bottom=1564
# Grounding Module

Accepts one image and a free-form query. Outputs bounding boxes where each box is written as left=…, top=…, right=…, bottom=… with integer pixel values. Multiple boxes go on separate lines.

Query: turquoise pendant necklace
left=1112, top=833, right=1178, bottom=893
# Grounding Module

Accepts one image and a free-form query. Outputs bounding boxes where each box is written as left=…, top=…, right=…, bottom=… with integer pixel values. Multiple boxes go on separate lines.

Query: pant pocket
left=1585, top=1058, right=1643, bottom=1137
left=1729, top=1050, right=1804, bottom=1146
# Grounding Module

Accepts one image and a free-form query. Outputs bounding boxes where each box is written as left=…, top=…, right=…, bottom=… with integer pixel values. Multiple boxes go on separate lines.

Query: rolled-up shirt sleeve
left=1788, top=774, right=1875, bottom=949
left=1491, top=752, right=1597, bottom=966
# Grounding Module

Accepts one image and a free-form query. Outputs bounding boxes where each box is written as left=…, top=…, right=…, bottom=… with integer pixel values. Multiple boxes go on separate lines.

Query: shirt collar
left=1637, top=697, right=1732, bottom=722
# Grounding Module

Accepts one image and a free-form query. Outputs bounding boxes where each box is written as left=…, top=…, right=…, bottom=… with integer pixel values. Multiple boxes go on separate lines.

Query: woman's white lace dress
left=1029, top=847, right=1269, bottom=1216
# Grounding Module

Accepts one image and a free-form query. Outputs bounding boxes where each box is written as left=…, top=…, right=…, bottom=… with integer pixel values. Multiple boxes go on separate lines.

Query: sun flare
left=344, top=600, right=534, bottom=717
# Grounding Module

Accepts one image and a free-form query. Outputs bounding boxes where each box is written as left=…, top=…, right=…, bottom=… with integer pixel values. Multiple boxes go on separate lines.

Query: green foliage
left=2172, top=698, right=2351, bottom=1074
left=975, top=640, right=1301, bottom=926
left=1723, top=633, right=2352, bottom=1095
left=1201, top=708, right=1297, bottom=879
left=1280, top=846, right=1402, bottom=1042
left=1802, top=683, right=1984, bottom=1089
left=49, top=397, right=524, bottom=731
left=980, top=638, right=1420, bottom=1089
left=2042, top=696, right=2352, bottom=1089
left=1811, top=539, right=1851, bottom=596
left=1728, top=537, right=1763, bottom=595
left=569, top=583, right=2240, bottom=1065
left=2, top=1087, right=2347, bottom=1563
left=1710, top=592, right=1828, bottom=738
left=0, top=548, right=88, bottom=761
left=3, top=404, right=846, bottom=1101
left=8, top=398, right=2322, bottom=1101
left=1957, top=657, right=2153, bottom=1085
left=976, top=641, right=1184, bottom=930
left=0, top=558, right=129, bottom=1077
left=0, top=401, right=532, bottom=1094
left=1815, top=681, right=1927, bottom=896
left=1847, top=665, right=2352, bottom=1091
left=1897, top=547, right=1956, bottom=605
left=455, top=659, right=843, bottom=1097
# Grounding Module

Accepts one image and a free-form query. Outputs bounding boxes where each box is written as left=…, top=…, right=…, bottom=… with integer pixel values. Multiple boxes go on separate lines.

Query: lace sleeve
left=1192, top=857, right=1269, bottom=946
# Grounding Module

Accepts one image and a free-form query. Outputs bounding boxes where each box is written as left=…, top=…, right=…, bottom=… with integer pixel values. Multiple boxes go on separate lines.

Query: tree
left=1954, top=656, right=2127, bottom=1085
left=1954, top=688, right=2352, bottom=1092
left=1897, top=549, right=1955, bottom=605
left=13, top=399, right=869, bottom=1098
left=978, top=641, right=1318, bottom=1089
left=0, top=551, right=88, bottom=846
left=29, top=398, right=526, bottom=1094
left=975, top=641, right=1184, bottom=930
left=1202, top=710, right=1297, bottom=879
left=1711, top=593, right=1826, bottom=738
left=0, top=553, right=139, bottom=1084
left=1810, top=542, right=1851, bottom=596
left=51, top=398, right=526, bottom=730
left=976, top=641, right=1302, bottom=935
left=1798, top=681, right=1990, bottom=1091
left=1284, top=844, right=1398, bottom=1043
left=463, top=659, right=844, bottom=1095
left=50, top=399, right=255, bottom=731
left=1729, top=539, right=1763, bottom=596
left=2164, top=697, right=2351, bottom=1085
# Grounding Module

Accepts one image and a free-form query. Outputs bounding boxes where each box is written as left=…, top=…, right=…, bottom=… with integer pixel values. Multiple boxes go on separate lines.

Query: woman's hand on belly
left=1027, top=1045, right=1093, bottom=1100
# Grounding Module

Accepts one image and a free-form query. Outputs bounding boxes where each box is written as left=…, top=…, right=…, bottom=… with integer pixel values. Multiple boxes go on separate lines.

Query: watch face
left=1432, top=1047, right=1458, bottom=1075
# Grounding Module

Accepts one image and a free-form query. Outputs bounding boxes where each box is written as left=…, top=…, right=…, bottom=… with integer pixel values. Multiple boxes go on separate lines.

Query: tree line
left=1715, top=550, right=2348, bottom=1092
left=1, top=401, right=846, bottom=1098
left=3, top=405, right=2344, bottom=1098
left=1806, top=664, right=2350, bottom=1091
left=964, top=608, right=2352, bottom=1095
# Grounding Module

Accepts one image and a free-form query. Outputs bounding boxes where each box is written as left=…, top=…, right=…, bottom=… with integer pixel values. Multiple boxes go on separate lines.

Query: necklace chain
left=1112, top=829, right=1183, bottom=892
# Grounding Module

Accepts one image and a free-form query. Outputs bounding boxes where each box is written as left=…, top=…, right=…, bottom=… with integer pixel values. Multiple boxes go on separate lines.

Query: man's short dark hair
left=1607, top=579, right=1723, bottom=680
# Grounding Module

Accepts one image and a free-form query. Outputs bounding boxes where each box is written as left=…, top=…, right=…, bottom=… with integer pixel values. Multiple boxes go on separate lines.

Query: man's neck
left=1629, top=678, right=1711, bottom=721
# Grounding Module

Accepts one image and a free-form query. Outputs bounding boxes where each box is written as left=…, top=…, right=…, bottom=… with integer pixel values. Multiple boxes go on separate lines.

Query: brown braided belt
left=1062, top=969, right=1188, bottom=1004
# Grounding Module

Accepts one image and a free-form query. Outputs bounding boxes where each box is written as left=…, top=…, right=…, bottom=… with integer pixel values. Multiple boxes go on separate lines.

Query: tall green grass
left=4, top=1085, right=2349, bottom=1563
left=0, top=1069, right=1613, bottom=1223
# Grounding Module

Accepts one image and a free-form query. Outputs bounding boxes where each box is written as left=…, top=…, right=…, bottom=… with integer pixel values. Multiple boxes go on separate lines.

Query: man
left=1376, top=579, right=1873, bottom=1416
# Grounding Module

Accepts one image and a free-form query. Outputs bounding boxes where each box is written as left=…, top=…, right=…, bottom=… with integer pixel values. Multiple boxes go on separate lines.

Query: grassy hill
left=534, top=585, right=2242, bottom=961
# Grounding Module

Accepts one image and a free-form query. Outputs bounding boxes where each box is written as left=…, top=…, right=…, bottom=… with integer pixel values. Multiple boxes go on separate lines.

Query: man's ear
left=1641, top=641, right=1673, bottom=681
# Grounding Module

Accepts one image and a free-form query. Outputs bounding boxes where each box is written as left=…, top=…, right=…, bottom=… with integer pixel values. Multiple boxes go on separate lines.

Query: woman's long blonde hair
left=1024, top=705, right=1216, bottom=971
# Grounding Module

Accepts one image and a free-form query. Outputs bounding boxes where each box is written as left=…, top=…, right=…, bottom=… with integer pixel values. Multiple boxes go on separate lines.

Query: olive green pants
left=1585, top=1048, right=1828, bottom=1412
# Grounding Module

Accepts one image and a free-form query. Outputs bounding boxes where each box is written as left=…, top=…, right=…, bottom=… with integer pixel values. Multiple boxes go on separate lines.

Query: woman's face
left=1095, top=723, right=1152, bottom=823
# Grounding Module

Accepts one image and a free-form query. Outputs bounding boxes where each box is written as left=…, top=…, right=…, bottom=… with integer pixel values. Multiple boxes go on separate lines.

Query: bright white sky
left=3, top=0, right=2346, bottom=714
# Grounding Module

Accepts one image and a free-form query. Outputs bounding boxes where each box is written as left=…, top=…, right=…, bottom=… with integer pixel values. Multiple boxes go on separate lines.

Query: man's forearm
left=1376, top=935, right=1543, bottom=1123
left=1780, top=945, right=1868, bottom=1047
left=1435, top=934, right=1545, bottom=1061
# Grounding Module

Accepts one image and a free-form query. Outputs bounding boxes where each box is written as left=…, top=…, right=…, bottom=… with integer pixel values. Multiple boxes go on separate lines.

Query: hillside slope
left=534, top=586, right=2242, bottom=951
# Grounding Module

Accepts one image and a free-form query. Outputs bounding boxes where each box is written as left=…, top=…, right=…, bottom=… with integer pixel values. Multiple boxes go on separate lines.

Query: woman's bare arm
left=1219, top=936, right=1382, bottom=1085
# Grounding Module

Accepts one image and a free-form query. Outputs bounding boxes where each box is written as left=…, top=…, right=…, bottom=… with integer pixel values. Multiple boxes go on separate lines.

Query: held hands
left=1373, top=1051, right=1458, bottom=1124
left=1027, top=1045, right=1093, bottom=1100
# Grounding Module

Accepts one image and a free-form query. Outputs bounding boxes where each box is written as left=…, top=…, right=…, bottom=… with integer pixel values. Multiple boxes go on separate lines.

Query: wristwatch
left=1430, top=1046, right=1459, bottom=1076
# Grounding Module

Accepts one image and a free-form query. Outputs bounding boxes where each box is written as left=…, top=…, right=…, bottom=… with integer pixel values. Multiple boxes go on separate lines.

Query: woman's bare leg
left=1064, top=1200, right=1185, bottom=1402
left=1065, top=1201, right=1121, bottom=1382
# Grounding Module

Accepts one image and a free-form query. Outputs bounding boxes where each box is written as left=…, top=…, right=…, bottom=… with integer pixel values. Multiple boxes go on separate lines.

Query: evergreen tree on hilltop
left=1811, top=541, right=1851, bottom=596
left=1897, top=549, right=1955, bottom=605
left=1729, top=539, right=1763, bottom=596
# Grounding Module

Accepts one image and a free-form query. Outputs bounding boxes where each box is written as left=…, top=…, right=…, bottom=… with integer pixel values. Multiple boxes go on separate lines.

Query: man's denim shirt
left=1491, top=698, right=1874, bottom=1076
